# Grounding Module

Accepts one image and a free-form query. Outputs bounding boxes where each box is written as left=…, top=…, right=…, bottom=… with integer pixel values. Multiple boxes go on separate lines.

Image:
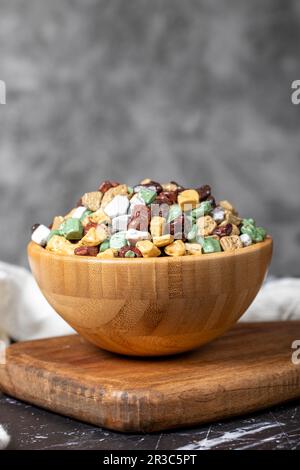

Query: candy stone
left=109, top=231, right=129, bottom=250
left=135, top=240, right=161, bottom=257
left=124, top=250, right=136, bottom=258
left=97, top=248, right=117, bottom=259
left=186, top=224, right=198, bottom=242
left=152, top=234, right=174, bottom=247
left=71, top=206, right=88, bottom=219
left=212, top=207, right=225, bottom=223
left=177, top=189, right=199, bottom=211
left=138, top=188, right=157, bottom=205
left=59, top=218, right=83, bottom=240
left=112, top=215, right=130, bottom=233
left=240, top=233, right=252, bottom=247
left=31, top=224, right=51, bottom=247
left=191, top=201, right=213, bottom=219
left=51, top=216, right=64, bottom=230
left=47, top=229, right=61, bottom=242
left=185, top=242, right=203, bottom=255
left=99, top=239, right=110, bottom=252
left=164, top=240, right=186, bottom=256
left=125, top=229, right=151, bottom=242
left=241, top=224, right=256, bottom=239
left=202, top=237, right=221, bottom=253
left=129, top=194, right=146, bottom=213
left=166, top=204, right=182, bottom=223
left=104, top=195, right=129, bottom=218
left=46, top=235, right=77, bottom=255
left=82, top=191, right=103, bottom=212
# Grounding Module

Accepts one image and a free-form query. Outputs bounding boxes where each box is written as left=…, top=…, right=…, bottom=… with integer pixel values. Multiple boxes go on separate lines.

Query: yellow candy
left=89, top=208, right=111, bottom=225
left=136, top=240, right=161, bottom=258
left=82, top=191, right=103, bottom=212
left=97, top=248, right=117, bottom=259
left=197, top=215, right=217, bottom=236
left=219, top=200, right=238, bottom=215
left=177, top=189, right=199, bottom=211
left=100, top=184, right=128, bottom=208
left=152, top=234, right=174, bottom=247
left=220, top=210, right=242, bottom=227
left=80, top=225, right=109, bottom=246
left=150, top=216, right=166, bottom=238
left=162, top=182, right=178, bottom=192
left=140, top=178, right=152, bottom=184
left=46, top=235, right=77, bottom=255
left=51, top=215, right=64, bottom=230
left=230, top=224, right=240, bottom=236
left=164, top=240, right=186, bottom=256
left=220, top=235, right=243, bottom=252
left=185, top=242, right=202, bottom=255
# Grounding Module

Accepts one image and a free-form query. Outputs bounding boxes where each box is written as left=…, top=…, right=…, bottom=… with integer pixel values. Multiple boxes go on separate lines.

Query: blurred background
left=0, top=0, right=300, bottom=275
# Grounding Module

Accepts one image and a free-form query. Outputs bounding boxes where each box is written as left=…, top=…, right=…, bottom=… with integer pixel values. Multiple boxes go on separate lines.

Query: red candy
left=74, top=246, right=99, bottom=256
left=118, top=246, right=142, bottom=258
left=213, top=223, right=232, bottom=237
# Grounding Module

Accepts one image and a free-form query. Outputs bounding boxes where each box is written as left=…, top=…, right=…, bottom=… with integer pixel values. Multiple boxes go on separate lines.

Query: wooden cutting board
left=0, top=321, right=300, bottom=432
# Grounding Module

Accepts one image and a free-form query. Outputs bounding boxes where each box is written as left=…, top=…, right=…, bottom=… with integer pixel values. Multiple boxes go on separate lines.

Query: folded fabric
left=0, top=261, right=300, bottom=345
left=0, top=261, right=74, bottom=344
left=0, top=425, right=10, bottom=450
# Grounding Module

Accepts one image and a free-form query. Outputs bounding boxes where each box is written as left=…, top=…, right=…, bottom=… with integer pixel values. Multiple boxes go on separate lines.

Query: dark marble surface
left=1, top=395, right=299, bottom=450
left=1, top=1, right=300, bottom=275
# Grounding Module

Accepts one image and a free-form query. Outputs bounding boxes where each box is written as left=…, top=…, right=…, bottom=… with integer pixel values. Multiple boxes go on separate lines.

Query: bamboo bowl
left=28, top=238, right=272, bottom=356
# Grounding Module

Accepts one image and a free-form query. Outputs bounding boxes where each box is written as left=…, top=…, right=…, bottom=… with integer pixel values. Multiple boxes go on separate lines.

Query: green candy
left=99, top=239, right=110, bottom=252
left=191, top=201, right=213, bottom=219
left=253, top=226, right=267, bottom=243
left=187, top=224, right=198, bottom=242
left=127, top=186, right=134, bottom=195
left=109, top=232, right=128, bottom=250
left=60, top=219, right=83, bottom=240
left=167, top=204, right=182, bottom=223
left=202, top=237, right=221, bottom=253
left=47, top=229, right=61, bottom=242
left=241, top=224, right=256, bottom=239
left=138, top=188, right=157, bottom=205
left=80, top=209, right=93, bottom=222
left=242, top=218, right=256, bottom=227
left=125, top=250, right=135, bottom=258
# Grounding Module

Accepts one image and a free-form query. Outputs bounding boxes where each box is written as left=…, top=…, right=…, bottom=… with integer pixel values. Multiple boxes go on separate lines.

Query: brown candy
left=169, top=214, right=192, bottom=241
left=74, top=246, right=99, bottom=257
left=118, top=246, right=142, bottom=258
left=213, top=223, right=232, bottom=238
left=128, top=205, right=151, bottom=231
left=83, top=221, right=97, bottom=235
left=98, top=180, right=120, bottom=193
left=196, top=184, right=211, bottom=201
left=155, top=191, right=177, bottom=205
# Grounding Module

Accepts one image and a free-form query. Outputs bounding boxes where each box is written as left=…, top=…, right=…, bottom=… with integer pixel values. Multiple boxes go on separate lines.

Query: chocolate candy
left=60, top=219, right=83, bottom=240
left=32, top=179, right=268, bottom=257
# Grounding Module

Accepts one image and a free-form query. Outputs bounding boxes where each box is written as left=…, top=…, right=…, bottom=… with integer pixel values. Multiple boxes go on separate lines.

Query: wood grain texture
left=27, top=238, right=273, bottom=356
left=0, top=322, right=299, bottom=433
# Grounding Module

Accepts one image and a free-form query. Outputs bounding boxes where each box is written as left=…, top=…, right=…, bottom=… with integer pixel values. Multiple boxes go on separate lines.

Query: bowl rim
left=28, top=236, right=273, bottom=264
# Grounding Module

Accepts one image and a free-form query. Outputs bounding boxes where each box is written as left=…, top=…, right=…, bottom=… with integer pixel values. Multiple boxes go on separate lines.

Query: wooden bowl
left=28, top=238, right=273, bottom=356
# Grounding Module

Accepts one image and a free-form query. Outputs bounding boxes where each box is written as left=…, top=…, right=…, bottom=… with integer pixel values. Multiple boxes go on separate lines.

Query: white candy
left=212, top=207, right=225, bottom=223
left=104, top=195, right=129, bottom=218
left=240, top=233, right=252, bottom=247
left=31, top=224, right=51, bottom=246
left=112, top=215, right=130, bottom=233
left=71, top=206, right=87, bottom=219
left=125, top=229, right=151, bottom=242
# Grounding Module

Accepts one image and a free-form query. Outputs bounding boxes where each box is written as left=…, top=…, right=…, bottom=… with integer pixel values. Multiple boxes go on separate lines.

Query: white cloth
left=0, top=261, right=74, bottom=344
left=0, top=425, right=10, bottom=450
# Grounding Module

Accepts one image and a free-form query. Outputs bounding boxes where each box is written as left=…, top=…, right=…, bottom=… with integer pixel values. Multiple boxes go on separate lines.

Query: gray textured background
left=0, top=0, right=300, bottom=275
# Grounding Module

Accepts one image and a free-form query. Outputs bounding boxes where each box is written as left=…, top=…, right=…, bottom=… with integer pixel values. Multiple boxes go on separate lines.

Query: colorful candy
left=31, top=179, right=268, bottom=258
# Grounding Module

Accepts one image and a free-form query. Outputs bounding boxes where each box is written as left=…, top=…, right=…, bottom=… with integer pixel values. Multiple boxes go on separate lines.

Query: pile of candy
left=31, top=179, right=267, bottom=258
